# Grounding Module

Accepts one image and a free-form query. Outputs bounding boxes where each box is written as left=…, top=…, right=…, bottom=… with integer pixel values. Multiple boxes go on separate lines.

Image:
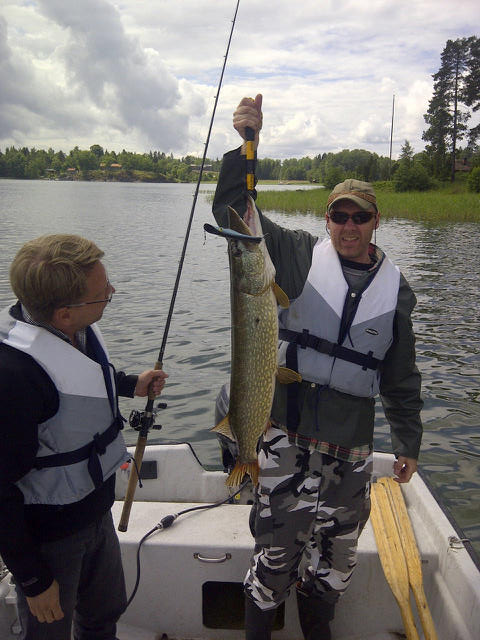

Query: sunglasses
left=328, top=211, right=375, bottom=225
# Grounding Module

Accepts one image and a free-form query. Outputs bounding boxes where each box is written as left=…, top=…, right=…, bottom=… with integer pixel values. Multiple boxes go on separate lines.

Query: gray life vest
left=277, top=239, right=400, bottom=398
left=0, top=306, right=129, bottom=505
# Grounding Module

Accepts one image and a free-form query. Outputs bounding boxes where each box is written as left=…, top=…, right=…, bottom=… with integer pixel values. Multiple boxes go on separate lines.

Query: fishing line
left=118, top=0, right=244, bottom=533
left=124, top=478, right=250, bottom=609
left=156, top=0, right=242, bottom=368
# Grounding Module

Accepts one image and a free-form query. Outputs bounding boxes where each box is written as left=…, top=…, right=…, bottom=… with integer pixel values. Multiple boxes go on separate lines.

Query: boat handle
left=193, top=552, right=232, bottom=563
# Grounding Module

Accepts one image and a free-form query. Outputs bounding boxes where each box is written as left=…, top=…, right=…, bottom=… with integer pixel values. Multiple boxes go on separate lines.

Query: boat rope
left=118, top=0, right=243, bottom=533
left=124, top=478, right=250, bottom=610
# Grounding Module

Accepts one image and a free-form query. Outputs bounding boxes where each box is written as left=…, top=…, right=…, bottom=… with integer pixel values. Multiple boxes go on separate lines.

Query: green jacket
left=212, top=148, right=423, bottom=460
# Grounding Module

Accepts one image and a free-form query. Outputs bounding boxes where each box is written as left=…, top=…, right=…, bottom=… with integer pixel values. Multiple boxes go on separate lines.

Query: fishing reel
left=128, top=402, right=167, bottom=432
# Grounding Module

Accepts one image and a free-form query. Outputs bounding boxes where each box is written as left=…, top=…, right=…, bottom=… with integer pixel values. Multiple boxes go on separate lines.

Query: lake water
left=1, top=179, right=479, bottom=563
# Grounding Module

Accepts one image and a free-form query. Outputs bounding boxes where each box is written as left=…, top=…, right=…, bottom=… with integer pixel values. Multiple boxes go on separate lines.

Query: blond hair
left=10, top=234, right=104, bottom=323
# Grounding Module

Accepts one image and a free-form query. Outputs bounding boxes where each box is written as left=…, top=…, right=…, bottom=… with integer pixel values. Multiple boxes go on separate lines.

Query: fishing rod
left=118, top=0, right=243, bottom=533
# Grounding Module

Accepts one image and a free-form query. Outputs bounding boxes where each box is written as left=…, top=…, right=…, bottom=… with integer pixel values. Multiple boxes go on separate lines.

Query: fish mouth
left=226, top=205, right=264, bottom=249
left=244, top=197, right=264, bottom=237
left=228, top=206, right=251, bottom=236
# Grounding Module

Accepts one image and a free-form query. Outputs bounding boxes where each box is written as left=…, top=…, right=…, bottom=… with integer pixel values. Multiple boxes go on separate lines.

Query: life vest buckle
left=300, top=329, right=310, bottom=349
left=93, top=432, right=107, bottom=456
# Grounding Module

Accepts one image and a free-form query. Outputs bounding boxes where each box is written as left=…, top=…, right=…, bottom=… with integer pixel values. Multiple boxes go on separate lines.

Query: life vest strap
left=279, top=328, right=381, bottom=371
left=33, top=417, right=123, bottom=488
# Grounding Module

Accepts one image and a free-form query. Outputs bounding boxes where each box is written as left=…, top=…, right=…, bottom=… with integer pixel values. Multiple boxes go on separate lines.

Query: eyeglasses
left=66, top=281, right=114, bottom=308
left=328, top=211, right=376, bottom=225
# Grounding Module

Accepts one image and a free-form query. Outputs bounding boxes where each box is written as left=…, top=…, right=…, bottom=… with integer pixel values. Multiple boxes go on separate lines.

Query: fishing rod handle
left=147, top=360, right=164, bottom=403
left=245, top=126, right=255, bottom=192
left=118, top=435, right=148, bottom=532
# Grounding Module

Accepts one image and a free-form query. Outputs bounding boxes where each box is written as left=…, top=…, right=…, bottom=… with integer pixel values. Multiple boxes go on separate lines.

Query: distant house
left=455, top=159, right=471, bottom=172
left=67, top=167, right=76, bottom=172
left=110, top=163, right=122, bottom=169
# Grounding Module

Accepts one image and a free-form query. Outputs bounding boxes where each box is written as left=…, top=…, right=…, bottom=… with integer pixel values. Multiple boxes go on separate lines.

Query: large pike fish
left=206, top=196, right=293, bottom=487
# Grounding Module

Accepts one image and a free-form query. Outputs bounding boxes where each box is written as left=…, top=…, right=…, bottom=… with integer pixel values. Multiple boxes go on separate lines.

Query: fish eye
left=230, top=242, right=242, bottom=257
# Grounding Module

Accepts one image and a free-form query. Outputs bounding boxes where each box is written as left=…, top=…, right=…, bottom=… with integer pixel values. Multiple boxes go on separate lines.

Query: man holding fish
left=212, top=94, right=423, bottom=640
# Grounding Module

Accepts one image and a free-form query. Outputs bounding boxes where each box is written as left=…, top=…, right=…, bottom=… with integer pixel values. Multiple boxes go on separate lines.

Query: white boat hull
left=1, top=444, right=479, bottom=639
left=113, top=444, right=479, bottom=640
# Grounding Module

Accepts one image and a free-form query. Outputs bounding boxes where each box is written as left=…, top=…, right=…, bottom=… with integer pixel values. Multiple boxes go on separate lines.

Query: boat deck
left=109, top=446, right=478, bottom=640
left=113, top=495, right=430, bottom=639
left=1, top=445, right=478, bottom=640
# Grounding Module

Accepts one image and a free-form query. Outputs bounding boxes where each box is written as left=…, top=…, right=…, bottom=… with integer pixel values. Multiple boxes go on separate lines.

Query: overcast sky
left=1, top=0, right=478, bottom=160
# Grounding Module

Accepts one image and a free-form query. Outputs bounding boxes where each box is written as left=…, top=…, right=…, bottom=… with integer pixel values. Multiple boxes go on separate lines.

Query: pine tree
left=423, top=37, right=476, bottom=181
left=394, top=141, right=432, bottom=192
left=462, top=37, right=480, bottom=147
left=399, top=140, right=414, bottom=163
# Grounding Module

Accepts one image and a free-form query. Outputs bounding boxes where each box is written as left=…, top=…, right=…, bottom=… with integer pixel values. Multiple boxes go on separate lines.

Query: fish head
left=227, top=202, right=275, bottom=295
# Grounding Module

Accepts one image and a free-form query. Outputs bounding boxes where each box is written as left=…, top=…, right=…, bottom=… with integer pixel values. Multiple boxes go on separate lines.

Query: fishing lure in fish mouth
left=203, top=223, right=264, bottom=244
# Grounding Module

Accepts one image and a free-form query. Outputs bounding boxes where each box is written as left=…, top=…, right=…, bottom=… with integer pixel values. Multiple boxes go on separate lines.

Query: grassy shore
left=255, top=182, right=480, bottom=223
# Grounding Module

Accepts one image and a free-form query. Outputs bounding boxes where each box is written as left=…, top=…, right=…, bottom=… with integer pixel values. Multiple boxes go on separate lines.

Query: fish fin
left=272, top=282, right=289, bottom=308
left=277, top=367, right=303, bottom=384
left=211, top=415, right=234, bottom=440
left=226, top=460, right=259, bottom=487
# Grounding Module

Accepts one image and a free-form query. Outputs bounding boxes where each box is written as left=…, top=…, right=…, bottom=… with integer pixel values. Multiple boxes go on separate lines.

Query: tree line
left=0, top=144, right=398, bottom=185
left=0, top=146, right=223, bottom=183
left=1, top=37, right=479, bottom=191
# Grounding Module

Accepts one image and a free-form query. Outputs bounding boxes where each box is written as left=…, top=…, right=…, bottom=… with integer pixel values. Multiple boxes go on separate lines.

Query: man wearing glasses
left=0, top=234, right=168, bottom=639
left=212, top=95, right=423, bottom=640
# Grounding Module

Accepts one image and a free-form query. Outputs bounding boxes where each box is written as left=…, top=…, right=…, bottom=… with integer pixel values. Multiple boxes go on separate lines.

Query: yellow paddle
left=380, top=476, right=438, bottom=640
left=370, top=482, right=420, bottom=640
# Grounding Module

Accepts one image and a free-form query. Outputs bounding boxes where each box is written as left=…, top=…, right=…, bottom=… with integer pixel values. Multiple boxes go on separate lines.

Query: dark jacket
left=212, top=147, right=423, bottom=460
left=0, top=302, right=137, bottom=597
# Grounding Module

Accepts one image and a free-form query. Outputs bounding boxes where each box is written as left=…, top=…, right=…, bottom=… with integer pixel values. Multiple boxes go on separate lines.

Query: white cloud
left=0, top=0, right=478, bottom=159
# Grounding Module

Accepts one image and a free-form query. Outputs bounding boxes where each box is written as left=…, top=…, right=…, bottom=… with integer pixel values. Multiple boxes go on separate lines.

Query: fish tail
left=226, top=460, right=259, bottom=487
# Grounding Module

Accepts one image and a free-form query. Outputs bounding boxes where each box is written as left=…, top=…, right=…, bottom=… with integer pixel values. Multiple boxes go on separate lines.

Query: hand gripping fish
left=205, top=196, right=298, bottom=486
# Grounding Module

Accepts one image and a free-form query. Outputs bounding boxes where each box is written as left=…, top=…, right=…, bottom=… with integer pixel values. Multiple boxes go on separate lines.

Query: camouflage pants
left=244, top=426, right=372, bottom=610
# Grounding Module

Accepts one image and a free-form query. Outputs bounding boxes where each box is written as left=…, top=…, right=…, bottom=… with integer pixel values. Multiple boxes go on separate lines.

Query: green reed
left=255, top=187, right=480, bottom=223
